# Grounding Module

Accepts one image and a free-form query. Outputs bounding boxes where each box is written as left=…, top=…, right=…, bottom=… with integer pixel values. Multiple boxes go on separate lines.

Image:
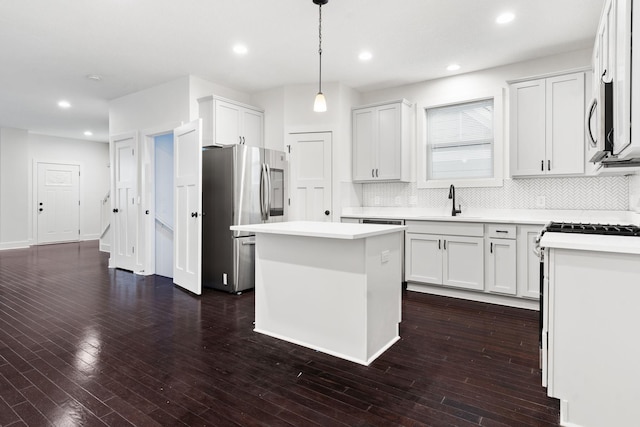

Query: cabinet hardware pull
left=371, top=169, right=375, bottom=178
left=548, top=160, right=551, bottom=171
left=376, top=168, right=379, bottom=177
left=443, top=240, right=447, bottom=250
left=490, top=242, right=493, bottom=253
left=496, top=230, right=508, bottom=233
left=438, top=239, right=441, bottom=250
left=541, top=160, right=544, bottom=171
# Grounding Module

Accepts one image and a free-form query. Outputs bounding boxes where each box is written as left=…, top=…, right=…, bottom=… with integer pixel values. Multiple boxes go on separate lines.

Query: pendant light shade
left=313, top=0, right=328, bottom=112
left=313, top=92, right=327, bottom=112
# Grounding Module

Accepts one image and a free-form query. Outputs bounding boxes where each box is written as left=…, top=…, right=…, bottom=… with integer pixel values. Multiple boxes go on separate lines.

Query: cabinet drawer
left=406, top=220, right=483, bottom=237
left=485, top=224, right=516, bottom=239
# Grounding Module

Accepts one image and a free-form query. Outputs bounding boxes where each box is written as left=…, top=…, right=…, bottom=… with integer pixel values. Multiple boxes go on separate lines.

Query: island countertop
left=231, top=221, right=406, bottom=240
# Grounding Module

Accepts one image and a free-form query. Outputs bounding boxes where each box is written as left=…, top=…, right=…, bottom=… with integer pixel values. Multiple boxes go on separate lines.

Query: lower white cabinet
left=517, top=225, right=542, bottom=299
left=485, top=238, right=517, bottom=295
left=406, top=232, right=484, bottom=291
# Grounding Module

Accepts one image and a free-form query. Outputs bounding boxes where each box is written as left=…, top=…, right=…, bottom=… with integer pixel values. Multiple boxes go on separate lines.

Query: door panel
left=288, top=132, right=332, bottom=221
left=443, top=236, right=484, bottom=290
left=173, top=120, right=203, bottom=295
left=36, top=163, right=80, bottom=244
left=111, top=132, right=138, bottom=271
left=376, top=104, right=401, bottom=180
left=405, top=233, right=442, bottom=284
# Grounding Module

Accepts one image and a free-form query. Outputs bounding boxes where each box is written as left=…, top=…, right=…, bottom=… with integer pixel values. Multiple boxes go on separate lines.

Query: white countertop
left=341, top=207, right=639, bottom=226
left=231, top=221, right=406, bottom=240
left=540, top=232, right=640, bottom=255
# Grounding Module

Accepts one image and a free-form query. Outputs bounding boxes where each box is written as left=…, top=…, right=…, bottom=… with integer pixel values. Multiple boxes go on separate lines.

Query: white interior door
left=287, top=132, right=332, bottom=221
left=111, top=132, right=138, bottom=271
left=36, top=163, right=80, bottom=244
left=173, top=120, right=202, bottom=295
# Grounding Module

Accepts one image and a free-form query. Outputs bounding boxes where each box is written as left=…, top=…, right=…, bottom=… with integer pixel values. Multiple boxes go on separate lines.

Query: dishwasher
left=360, top=218, right=406, bottom=287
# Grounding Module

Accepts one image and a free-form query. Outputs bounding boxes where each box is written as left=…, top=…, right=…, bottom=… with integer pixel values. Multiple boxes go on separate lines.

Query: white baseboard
left=0, top=240, right=30, bottom=251
left=99, top=243, right=111, bottom=253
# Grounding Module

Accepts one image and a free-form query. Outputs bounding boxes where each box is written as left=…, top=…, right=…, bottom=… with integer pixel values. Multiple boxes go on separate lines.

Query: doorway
left=36, top=162, right=80, bottom=244
left=153, top=133, right=174, bottom=278
left=287, top=132, right=333, bottom=221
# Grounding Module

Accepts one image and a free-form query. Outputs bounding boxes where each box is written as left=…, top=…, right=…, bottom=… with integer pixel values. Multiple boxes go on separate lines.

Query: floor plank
left=0, top=241, right=560, bottom=426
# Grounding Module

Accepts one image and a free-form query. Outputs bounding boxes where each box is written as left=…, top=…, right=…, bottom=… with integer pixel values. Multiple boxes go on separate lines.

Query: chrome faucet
left=448, top=184, right=462, bottom=216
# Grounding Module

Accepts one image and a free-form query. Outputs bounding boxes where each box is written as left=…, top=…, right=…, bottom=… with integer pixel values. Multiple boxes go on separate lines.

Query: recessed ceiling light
left=358, top=51, right=373, bottom=61
left=233, top=44, right=248, bottom=55
left=84, top=131, right=93, bottom=136
left=86, top=74, right=102, bottom=81
left=57, top=100, right=71, bottom=109
left=496, top=12, right=515, bottom=24
left=447, top=64, right=461, bottom=71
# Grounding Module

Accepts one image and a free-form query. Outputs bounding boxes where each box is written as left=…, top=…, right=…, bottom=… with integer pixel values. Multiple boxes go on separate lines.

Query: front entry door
left=36, top=162, right=80, bottom=244
left=287, top=132, right=332, bottom=221
left=173, top=120, right=203, bottom=295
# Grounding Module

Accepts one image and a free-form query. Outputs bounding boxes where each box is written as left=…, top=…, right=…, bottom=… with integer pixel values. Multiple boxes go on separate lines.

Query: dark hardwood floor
left=0, top=241, right=560, bottom=426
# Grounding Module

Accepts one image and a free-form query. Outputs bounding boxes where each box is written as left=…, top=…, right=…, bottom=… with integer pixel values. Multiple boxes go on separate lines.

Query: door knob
left=191, top=212, right=198, bottom=218
left=145, top=210, right=149, bottom=215
left=113, top=208, right=119, bottom=213
left=38, top=208, right=43, bottom=212
left=324, top=210, right=330, bottom=216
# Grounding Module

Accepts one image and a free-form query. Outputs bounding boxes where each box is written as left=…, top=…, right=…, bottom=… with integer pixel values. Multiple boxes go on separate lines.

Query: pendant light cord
left=318, top=3, right=322, bottom=93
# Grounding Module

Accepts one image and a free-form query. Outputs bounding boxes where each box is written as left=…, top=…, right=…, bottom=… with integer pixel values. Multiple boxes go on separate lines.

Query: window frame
left=417, top=90, right=504, bottom=189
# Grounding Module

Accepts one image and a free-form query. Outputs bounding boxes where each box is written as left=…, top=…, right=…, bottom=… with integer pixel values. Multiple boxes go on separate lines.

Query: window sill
left=417, top=177, right=504, bottom=189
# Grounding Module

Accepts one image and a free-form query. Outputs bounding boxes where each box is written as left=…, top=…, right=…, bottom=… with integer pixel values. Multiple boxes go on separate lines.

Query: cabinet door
left=376, top=104, right=401, bottom=180
left=242, top=108, right=264, bottom=147
left=517, top=225, right=541, bottom=299
left=405, top=233, right=443, bottom=284
left=214, top=100, right=242, bottom=145
left=546, top=73, right=585, bottom=175
left=486, top=238, right=517, bottom=295
left=442, top=235, right=484, bottom=290
left=510, top=79, right=547, bottom=176
left=352, top=108, right=376, bottom=181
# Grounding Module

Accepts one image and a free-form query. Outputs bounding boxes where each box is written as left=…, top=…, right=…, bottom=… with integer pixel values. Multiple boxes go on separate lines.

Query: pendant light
left=313, top=0, right=328, bottom=112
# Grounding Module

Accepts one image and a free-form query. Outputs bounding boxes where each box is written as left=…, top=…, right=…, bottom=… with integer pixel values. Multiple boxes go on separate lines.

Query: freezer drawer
left=203, top=235, right=255, bottom=293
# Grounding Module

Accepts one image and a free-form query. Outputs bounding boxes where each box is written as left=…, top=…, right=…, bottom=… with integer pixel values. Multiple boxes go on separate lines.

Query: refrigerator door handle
left=259, top=163, right=268, bottom=221
left=265, top=163, right=271, bottom=220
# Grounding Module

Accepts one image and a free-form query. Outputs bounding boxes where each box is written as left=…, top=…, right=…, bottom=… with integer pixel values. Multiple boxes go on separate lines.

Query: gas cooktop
left=545, top=222, right=640, bottom=236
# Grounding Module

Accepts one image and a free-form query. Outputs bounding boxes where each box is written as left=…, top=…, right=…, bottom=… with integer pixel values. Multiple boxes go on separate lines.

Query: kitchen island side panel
left=253, top=231, right=402, bottom=365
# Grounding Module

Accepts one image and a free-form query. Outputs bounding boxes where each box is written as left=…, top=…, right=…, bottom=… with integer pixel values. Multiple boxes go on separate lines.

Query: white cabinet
left=198, top=96, right=264, bottom=147
left=352, top=99, right=412, bottom=182
left=405, top=221, right=484, bottom=291
left=485, top=224, right=517, bottom=296
left=510, top=72, right=585, bottom=176
left=516, top=225, right=542, bottom=299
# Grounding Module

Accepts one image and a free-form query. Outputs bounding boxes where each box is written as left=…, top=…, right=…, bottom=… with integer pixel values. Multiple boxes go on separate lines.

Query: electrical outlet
left=374, top=196, right=381, bottom=206
left=381, top=250, right=390, bottom=264
left=535, top=196, right=546, bottom=208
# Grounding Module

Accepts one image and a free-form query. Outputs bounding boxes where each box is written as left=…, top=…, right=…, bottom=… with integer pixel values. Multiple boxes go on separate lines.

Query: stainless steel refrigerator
left=202, top=145, right=286, bottom=293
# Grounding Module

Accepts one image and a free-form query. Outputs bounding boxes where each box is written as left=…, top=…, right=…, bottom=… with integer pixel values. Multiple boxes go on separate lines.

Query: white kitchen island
left=231, top=221, right=406, bottom=365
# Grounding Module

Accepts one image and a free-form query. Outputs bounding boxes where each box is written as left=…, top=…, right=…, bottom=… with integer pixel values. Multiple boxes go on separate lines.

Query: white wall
left=251, top=86, right=285, bottom=151
left=28, top=134, right=110, bottom=241
left=0, top=128, right=29, bottom=249
left=351, top=48, right=633, bottom=212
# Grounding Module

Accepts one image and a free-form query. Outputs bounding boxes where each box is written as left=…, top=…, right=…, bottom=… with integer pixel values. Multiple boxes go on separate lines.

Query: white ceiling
left=0, top=0, right=604, bottom=142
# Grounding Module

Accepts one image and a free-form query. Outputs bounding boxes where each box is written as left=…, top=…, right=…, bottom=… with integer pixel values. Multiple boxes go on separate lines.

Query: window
left=426, top=98, right=494, bottom=181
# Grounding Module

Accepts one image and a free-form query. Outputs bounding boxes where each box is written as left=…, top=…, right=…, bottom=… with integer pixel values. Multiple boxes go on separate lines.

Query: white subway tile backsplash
left=362, top=176, right=629, bottom=211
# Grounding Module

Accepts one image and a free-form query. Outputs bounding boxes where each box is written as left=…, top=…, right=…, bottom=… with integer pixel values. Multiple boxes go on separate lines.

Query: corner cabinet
left=509, top=72, right=585, bottom=177
left=352, top=99, right=412, bottom=182
left=198, top=95, right=264, bottom=147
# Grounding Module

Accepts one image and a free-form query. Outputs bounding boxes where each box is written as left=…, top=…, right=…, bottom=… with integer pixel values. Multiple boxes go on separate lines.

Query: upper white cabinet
left=352, top=99, right=412, bottom=182
left=509, top=72, right=585, bottom=177
left=198, top=95, right=264, bottom=147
